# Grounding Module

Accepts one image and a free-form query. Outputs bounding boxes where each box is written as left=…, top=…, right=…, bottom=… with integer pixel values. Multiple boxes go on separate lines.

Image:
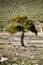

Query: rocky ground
left=0, top=45, right=43, bottom=65
left=0, top=32, right=43, bottom=65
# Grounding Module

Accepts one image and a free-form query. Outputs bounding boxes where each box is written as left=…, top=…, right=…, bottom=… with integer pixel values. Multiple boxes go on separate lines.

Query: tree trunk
left=21, top=31, right=25, bottom=47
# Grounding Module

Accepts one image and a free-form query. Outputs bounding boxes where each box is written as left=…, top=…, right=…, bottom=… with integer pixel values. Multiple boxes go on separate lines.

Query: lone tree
left=7, top=16, right=38, bottom=47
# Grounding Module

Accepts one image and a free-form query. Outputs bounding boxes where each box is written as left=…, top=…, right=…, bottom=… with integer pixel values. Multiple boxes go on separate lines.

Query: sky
left=0, top=0, right=43, bottom=21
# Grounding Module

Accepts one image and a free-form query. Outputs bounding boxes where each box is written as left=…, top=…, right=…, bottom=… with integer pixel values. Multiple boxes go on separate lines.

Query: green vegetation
left=0, top=45, right=13, bottom=49
left=2, top=61, right=9, bottom=65
left=2, top=55, right=43, bottom=65
left=7, top=16, right=38, bottom=35
left=6, top=16, right=38, bottom=47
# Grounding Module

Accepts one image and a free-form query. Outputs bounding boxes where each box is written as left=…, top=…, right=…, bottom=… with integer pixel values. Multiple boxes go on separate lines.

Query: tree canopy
left=7, top=16, right=38, bottom=35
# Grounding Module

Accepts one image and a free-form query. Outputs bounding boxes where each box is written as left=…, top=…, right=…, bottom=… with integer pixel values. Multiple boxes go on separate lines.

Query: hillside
left=0, top=0, right=43, bottom=21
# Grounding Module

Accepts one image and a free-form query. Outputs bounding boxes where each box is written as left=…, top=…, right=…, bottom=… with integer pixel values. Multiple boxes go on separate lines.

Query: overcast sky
left=0, top=0, right=43, bottom=21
